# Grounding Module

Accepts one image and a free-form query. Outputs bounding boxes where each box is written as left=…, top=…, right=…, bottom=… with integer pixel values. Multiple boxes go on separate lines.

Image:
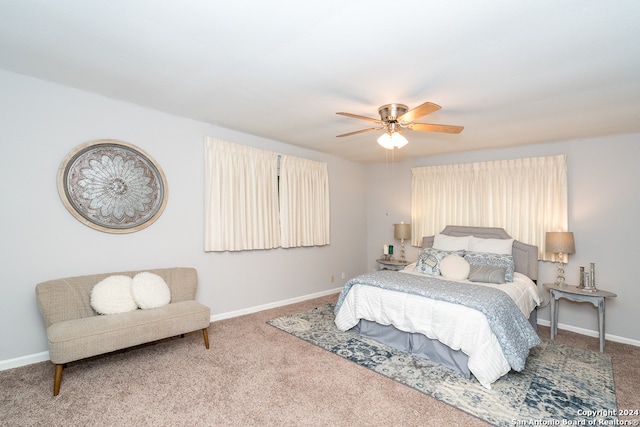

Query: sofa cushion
left=90, top=275, right=138, bottom=315
left=131, top=272, right=171, bottom=309
left=47, top=300, right=211, bottom=364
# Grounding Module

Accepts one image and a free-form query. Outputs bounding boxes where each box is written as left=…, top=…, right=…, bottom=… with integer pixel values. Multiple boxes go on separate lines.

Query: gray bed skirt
left=353, top=309, right=538, bottom=378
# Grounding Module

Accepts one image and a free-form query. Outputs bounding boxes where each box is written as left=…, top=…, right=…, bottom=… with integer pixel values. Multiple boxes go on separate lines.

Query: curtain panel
left=204, top=138, right=280, bottom=251
left=204, top=138, right=330, bottom=251
left=411, top=154, right=568, bottom=260
left=279, top=155, right=330, bottom=248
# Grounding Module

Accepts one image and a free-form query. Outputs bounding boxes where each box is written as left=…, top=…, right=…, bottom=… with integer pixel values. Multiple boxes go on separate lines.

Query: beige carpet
left=1, top=294, right=639, bottom=426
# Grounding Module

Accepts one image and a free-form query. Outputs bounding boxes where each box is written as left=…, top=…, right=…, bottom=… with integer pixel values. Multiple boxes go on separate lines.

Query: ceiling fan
left=336, top=102, right=463, bottom=149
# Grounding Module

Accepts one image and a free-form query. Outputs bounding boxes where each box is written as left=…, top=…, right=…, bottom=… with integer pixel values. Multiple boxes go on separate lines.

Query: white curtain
left=279, top=155, right=330, bottom=248
left=411, top=155, right=568, bottom=260
left=204, top=138, right=280, bottom=251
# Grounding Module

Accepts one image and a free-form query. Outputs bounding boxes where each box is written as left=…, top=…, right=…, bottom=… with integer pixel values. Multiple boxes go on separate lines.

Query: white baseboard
left=0, top=351, right=50, bottom=371
left=0, top=287, right=343, bottom=372
left=537, top=319, right=640, bottom=347
left=209, top=287, right=342, bottom=322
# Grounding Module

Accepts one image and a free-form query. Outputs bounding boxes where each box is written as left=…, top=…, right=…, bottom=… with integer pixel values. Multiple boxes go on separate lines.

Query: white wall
left=3, top=67, right=637, bottom=368
left=365, top=136, right=640, bottom=344
left=0, top=70, right=367, bottom=364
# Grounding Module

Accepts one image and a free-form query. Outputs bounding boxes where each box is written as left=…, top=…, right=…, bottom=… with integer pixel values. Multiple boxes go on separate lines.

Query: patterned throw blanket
left=334, top=270, right=541, bottom=371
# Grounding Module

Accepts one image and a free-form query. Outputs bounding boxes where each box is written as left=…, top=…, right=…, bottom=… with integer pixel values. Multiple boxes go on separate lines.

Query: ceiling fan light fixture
left=336, top=100, right=462, bottom=148
left=377, top=131, right=408, bottom=150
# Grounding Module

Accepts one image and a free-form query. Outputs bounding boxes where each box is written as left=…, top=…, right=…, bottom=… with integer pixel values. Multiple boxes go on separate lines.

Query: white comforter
left=333, top=268, right=542, bottom=389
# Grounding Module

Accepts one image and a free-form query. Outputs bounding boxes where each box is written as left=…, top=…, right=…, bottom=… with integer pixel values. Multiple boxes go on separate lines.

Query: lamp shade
left=394, top=223, right=411, bottom=240
left=545, top=232, right=575, bottom=254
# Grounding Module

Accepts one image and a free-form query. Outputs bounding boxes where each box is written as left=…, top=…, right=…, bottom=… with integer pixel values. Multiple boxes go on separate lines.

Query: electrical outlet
left=330, top=275, right=334, bottom=282
left=341, top=272, right=346, bottom=279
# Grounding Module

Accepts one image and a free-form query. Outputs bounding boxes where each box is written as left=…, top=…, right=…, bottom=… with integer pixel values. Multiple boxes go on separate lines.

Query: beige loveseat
left=35, top=267, right=211, bottom=396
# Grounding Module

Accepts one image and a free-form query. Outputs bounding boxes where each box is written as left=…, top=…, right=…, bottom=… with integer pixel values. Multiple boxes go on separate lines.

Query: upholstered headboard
left=421, top=225, right=538, bottom=281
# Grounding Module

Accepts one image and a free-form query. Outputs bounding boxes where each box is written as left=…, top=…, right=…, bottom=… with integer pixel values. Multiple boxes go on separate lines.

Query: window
left=204, top=138, right=330, bottom=251
left=411, top=155, right=568, bottom=260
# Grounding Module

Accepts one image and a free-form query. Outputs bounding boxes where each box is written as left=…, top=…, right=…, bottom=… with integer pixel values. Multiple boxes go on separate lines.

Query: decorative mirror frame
left=57, top=139, right=169, bottom=233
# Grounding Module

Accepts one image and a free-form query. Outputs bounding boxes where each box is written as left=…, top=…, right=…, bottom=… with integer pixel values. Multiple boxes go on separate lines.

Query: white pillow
left=131, top=272, right=171, bottom=310
left=91, top=275, right=138, bottom=315
left=468, top=236, right=514, bottom=255
left=432, top=234, right=471, bottom=251
left=439, top=254, right=471, bottom=281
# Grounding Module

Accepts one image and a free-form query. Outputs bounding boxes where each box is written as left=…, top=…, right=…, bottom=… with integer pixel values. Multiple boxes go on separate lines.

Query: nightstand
left=376, top=259, right=411, bottom=271
left=543, top=283, right=617, bottom=352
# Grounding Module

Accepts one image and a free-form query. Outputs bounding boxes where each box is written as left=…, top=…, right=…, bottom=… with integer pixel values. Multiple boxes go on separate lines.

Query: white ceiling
left=1, top=1, right=639, bottom=163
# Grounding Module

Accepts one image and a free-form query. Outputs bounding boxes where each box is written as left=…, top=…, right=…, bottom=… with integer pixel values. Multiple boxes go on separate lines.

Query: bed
left=334, top=225, right=543, bottom=389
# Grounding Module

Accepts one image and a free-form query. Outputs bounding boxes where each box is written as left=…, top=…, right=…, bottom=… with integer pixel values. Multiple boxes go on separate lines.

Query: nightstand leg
left=554, top=298, right=559, bottom=337
left=550, top=291, right=557, bottom=340
left=598, top=297, right=605, bottom=352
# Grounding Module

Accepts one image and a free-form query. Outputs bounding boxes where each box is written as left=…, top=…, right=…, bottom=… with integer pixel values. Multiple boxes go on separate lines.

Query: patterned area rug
left=268, top=304, right=618, bottom=427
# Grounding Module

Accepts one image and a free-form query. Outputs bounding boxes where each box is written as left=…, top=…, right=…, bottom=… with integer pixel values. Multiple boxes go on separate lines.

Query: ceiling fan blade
left=336, top=112, right=382, bottom=124
left=398, top=102, right=441, bottom=123
left=408, top=123, right=464, bottom=134
left=336, top=127, right=382, bottom=137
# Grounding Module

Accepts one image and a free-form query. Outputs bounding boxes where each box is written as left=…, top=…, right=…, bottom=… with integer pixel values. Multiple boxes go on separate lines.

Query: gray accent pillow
left=468, top=265, right=506, bottom=284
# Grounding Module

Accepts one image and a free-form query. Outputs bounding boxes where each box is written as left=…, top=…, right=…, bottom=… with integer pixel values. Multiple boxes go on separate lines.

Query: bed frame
left=355, top=225, right=539, bottom=378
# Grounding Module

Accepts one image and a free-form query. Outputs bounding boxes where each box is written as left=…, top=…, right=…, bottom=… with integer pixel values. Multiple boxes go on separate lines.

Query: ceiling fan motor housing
left=378, top=104, right=409, bottom=123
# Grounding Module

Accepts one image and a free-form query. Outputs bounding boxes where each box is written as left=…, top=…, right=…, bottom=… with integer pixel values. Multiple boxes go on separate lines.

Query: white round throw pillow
left=439, top=254, right=471, bottom=281
left=91, top=275, right=138, bottom=315
left=131, top=272, right=171, bottom=310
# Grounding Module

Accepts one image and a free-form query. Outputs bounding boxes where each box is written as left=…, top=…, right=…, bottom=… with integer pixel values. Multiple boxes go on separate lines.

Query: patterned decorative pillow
left=464, top=251, right=515, bottom=282
left=468, top=265, right=506, bottom=284
left=415, top=248, right=465, bottom=276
